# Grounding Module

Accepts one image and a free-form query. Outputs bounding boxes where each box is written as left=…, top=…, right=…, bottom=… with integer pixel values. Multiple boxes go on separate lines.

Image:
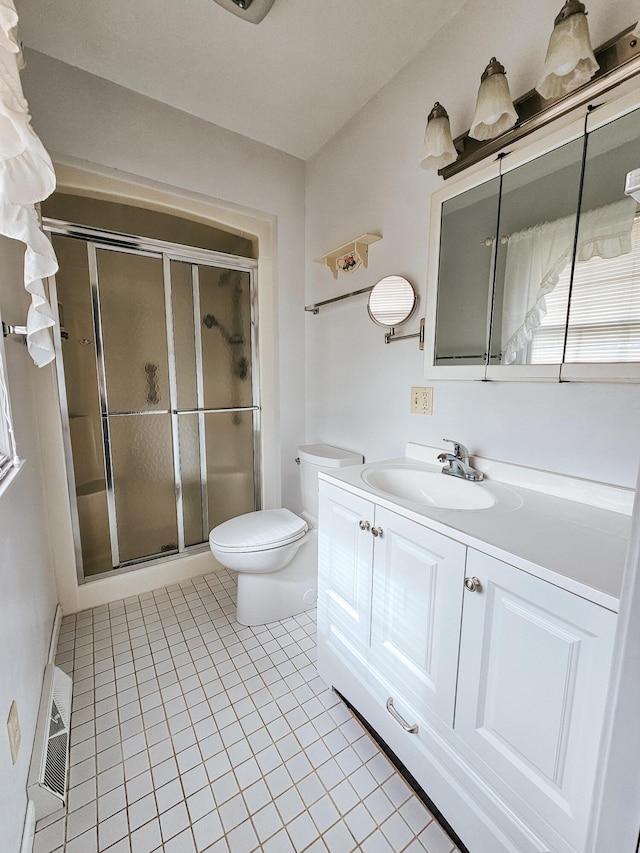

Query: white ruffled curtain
left=501, top=197, right=637, bottom=364
left=0, top=0, right=57, bottom=367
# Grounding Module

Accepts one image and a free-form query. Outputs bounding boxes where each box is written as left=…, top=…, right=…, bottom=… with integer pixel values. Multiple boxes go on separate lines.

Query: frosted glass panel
left=205, top=411, right=255, bottom=529
left=171, top=260, right=198, bottom=410
left=199, top=266, right=253, bottom=409
left=52, top=236, right=113, bottom=576
left=53, top=234, right=258, bottom=579
left=177, top=414, right=205, bottom=547
left=52, top=236, right=100, bottom=418
left=109, top=414, right=178, bottom=562
left=97, top=250, right=170, bottom=413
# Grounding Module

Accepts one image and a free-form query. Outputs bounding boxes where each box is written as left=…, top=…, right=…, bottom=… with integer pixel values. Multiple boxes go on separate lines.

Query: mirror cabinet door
left=488, top=136, right=585, bottom=369
left=428, top=94, right=640, bottom=382
left=435, top=177, right=500, bottom=366
left=563, top=107, right=640, bottom=366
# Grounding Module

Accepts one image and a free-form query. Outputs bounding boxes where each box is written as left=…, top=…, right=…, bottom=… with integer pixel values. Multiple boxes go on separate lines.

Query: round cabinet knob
left=359, top=520, right=371, bottom=531
left=371, top=527, right=384, bottom=538
left=464, top=576, right=482, bottom=592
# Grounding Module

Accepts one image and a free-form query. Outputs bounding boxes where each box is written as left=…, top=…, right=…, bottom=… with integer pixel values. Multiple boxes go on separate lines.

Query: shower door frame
left=45, top=218, right=261, bottom=583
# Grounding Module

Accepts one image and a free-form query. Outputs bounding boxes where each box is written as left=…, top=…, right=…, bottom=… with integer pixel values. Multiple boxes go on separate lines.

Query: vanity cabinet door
left=455, top=548, right=616, bottom=851
left=370, top=508, right=466, bottom=727
left=317, top=482, right=375, bottom=669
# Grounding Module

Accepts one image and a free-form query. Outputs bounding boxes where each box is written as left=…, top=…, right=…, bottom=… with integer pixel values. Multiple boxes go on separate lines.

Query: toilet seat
left=209, top=508, right=308, bottom=554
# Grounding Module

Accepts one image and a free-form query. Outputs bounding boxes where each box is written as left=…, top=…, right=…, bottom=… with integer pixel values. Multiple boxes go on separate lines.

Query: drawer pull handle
left=371, top=526, right=384, bottom=538
left=359, top=520, right=371, bottom=531
left=464, top=576, right=482, bottom=592
left=386, top=697, right=419, bottom=734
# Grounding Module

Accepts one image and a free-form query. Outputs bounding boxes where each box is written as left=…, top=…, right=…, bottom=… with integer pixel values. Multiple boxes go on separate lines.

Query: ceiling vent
left=212, top=0, right=276, bottom=24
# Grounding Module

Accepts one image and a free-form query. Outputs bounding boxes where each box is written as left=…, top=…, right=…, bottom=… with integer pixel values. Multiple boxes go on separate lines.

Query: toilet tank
left=297, top=444, right=363, bottom=522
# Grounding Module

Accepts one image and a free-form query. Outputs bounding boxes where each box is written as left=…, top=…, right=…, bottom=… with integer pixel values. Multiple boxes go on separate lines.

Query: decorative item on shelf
left=420, top=102, right=458, bottom=171
left=336, top=249, right=362, bottom=275
left=469, top=57, right=518, bottom=141
left=536, top=1, right=599, bottom=100
left=314, top=233, right=381, bottom=280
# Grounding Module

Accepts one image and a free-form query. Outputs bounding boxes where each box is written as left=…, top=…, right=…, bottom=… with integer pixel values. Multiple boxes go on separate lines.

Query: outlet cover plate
left=411, top=386, right=433, bottom=415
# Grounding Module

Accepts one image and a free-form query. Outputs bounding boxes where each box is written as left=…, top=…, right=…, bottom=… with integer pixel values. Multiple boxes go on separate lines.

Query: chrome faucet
left=437, top=439, right=484, bottom=482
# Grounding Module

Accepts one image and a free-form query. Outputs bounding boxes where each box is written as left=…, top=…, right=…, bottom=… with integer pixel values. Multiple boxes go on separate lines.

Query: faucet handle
left=442, top=439, right=469, bottom=463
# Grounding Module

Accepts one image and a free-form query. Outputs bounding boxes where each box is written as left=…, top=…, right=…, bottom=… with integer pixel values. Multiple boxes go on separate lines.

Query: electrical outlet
left=410, top=386, right=433, bottom=415
left=7, top=700, right=21, bottom=765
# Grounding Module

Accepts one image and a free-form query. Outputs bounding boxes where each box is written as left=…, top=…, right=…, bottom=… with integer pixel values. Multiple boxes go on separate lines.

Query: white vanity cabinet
left=455, top=549, right=617, bottom=853
left=317, top=477, right=618, bottom=853
left=317, top=481, right=466, bottom=726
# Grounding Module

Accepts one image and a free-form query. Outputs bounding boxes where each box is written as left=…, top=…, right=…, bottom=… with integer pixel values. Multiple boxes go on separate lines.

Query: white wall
left=305, top=0, right=640, bottom=488
left=20, top=51, right=308, bottom=612
left=22, top=49, right=307, bottom=511
left=0, top=236, right=59, bottom=853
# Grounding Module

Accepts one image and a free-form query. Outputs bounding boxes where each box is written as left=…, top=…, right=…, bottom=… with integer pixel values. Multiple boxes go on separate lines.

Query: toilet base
left=235, top=530, right=318, bottom=626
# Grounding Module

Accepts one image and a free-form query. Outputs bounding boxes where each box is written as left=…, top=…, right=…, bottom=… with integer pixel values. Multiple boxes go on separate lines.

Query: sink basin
left=361, top=465, right=496, bottom=510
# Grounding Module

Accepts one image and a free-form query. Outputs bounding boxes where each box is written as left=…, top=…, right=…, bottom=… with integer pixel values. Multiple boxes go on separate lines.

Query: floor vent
left=27, top=664, right=73, bottom=820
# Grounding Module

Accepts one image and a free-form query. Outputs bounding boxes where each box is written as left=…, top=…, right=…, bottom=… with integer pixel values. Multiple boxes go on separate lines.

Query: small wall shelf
left=314, top=233, right=382, bottom=279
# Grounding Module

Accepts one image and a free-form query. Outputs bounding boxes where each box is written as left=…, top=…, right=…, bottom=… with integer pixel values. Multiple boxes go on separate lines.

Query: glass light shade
left=469, top=59, right=518, bottom=141
left=536, top=4, right=599, bottom=100
left=420, top=103, right=458, bottom=170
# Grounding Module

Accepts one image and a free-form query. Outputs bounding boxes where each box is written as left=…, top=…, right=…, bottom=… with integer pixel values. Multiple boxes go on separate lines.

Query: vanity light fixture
left=434, top=19, right=640, bottom=180
left=536, top=1, right=599, bottom=100
left=469, top=56, right=518, bottom=140
left=469, top=58, right=518, bottom=141
left=420, top=103, right=458, bottom=171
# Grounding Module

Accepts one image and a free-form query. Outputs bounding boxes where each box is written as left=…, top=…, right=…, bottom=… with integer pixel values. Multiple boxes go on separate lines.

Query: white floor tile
left=41, top=569, right=460, bottom=853
left=252, top=802, right=283, bottom=843
left=419, top=819, right=458, bottom=853
left=128, top=792, right=157, bottom=832
left=159, top=800, right=190, bottom=843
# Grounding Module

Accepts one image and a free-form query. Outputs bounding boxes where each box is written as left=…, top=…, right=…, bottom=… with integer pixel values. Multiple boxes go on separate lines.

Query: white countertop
left=319, top=446, right=633, bottom=612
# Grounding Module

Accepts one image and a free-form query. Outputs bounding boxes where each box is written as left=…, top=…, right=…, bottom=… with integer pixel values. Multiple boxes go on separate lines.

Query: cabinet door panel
left=317, top=483, right=374, bottom=659
left=370, top=508, right=466, bottom=726
left=456, top=549, right=616, bottom=849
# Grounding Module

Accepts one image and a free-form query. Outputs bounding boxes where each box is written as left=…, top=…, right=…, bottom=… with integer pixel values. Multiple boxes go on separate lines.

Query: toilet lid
left=209, top=508, right=308, bottom=553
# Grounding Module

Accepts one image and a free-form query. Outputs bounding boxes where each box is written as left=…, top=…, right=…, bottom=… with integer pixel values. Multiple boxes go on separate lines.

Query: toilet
left=209, top=444, right=363, bottom=626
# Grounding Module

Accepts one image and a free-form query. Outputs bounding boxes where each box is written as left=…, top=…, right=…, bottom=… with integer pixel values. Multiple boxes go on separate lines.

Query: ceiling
left=16, top=0, right=465, bottom=160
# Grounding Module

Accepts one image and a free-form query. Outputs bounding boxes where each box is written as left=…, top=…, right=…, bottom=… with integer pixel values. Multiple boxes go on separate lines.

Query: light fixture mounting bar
left=440, top=23, right=640, bottom=179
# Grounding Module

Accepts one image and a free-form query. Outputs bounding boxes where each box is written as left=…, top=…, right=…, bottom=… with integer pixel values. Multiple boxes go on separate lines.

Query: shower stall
left=46, top=220, right=260, bottom=581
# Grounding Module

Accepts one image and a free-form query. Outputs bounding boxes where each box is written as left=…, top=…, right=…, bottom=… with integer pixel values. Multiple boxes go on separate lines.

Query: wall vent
left=27, top=664, right=73, bottom=820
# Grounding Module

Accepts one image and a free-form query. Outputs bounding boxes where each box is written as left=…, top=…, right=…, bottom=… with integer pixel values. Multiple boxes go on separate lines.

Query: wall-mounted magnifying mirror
left=367, top=275, right=417, bottom=327
left=367, top=275, right=424, bottom=348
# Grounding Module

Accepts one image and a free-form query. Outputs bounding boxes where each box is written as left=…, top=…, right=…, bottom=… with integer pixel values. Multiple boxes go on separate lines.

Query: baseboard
left=20, top=800, right=35, bottom=853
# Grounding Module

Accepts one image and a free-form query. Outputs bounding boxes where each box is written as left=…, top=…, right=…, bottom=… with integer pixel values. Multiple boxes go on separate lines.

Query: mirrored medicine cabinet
left=424, top=84, right=640, bottom=382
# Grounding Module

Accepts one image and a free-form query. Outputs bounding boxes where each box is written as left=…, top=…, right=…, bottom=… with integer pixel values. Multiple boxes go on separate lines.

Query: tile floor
left=34, top=570, right=460, bottom=853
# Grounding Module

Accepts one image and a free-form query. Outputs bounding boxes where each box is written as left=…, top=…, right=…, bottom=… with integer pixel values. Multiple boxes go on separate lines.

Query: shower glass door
left=96, top=247, right=179, bottom=565
left=48, top=225, right=259, bottom=579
